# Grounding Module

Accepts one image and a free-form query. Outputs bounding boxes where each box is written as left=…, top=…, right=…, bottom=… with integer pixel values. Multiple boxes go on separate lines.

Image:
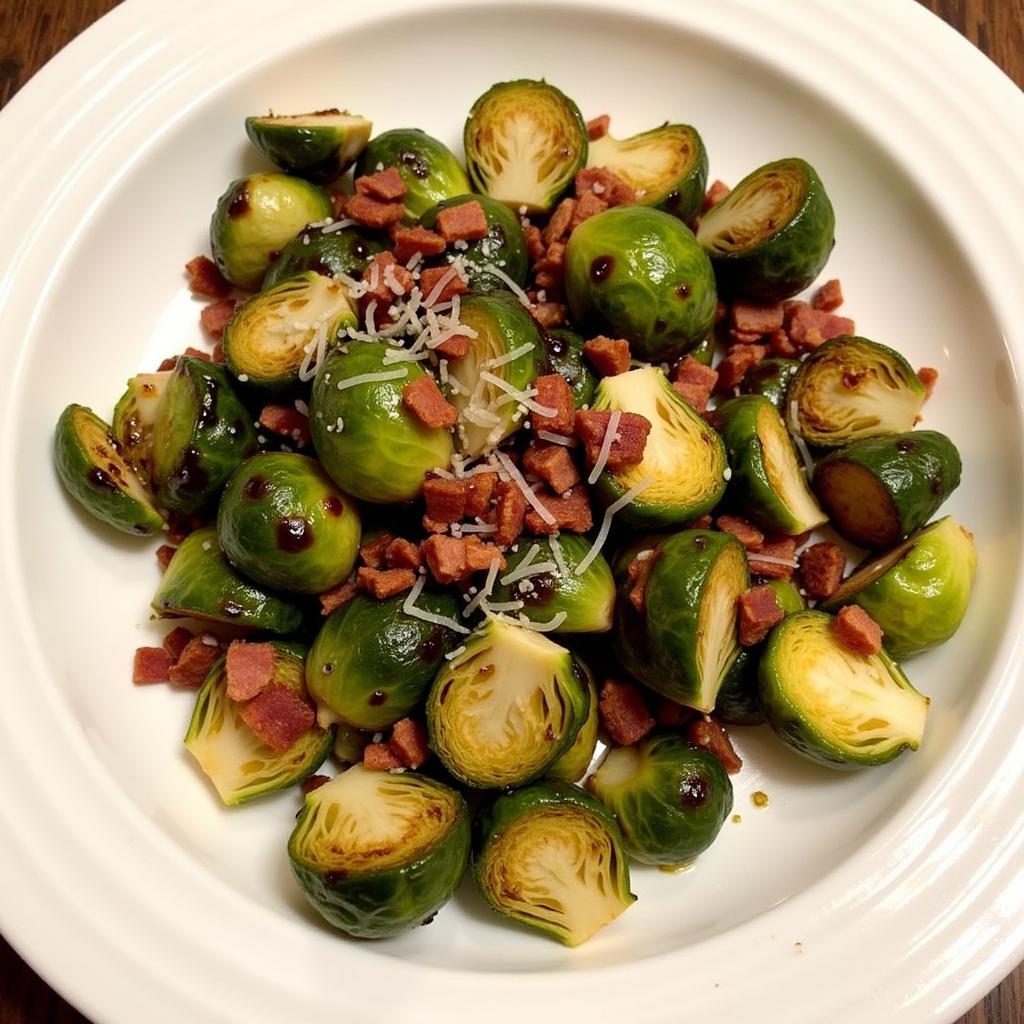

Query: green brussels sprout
left=591, top=366, right=727, bottom=527
left=354, top=129, right=470, bottom=222
left=740, top=356, right=801, bottom=410
left=614, top=529, right=749, bottom=712
left=150, top=356, right=257, bottom=515
left=588, top=733, right=733, bottom=866
left=788, top=336, right=927, bottom=447
left=716, top=395, right=827, bottom=535
left=245, top=110, right=372, bottom=184
left=544, top=328, right=598, bottom=409
left=473, top=780, right=635, bottom=947
left=307, top=590, right=464, bottom=730
left=759, top=610, right=930, bottom=769
left=548, top=658, right=599, bottom=781
left=464, top=80, right=587, bottom=214
left=112, top=371, right=171, bottom=489
left=332, top=722, right=369, bottom=765
left=53, top=404, right=164, bottom=535
left=211, top=173, right=333, bottom=290
left=289, top=765, right=470, bottom=939
left=262, top=223, right=386, bottom=290
left=446, top=290, right=547, bottom=456
left=152, top=525, right=303, bottom=633
left=697, top=157, right=835, bottom=301
left=310, top=341, right=452, bottom=502
left=587, top=123, right=708, bottom=222
left=184, top=642, right=334, bottom=805
left=487, top=535, right=615, bottom=633
left=222, top=272, right=357, bottom=389
left=821, top=516, right=976, bottom=659
left=687, top=335, right=715, bottom=368
left=426, top=617, right=589, bottom=788
left=813, top=430, right=962, bottom=549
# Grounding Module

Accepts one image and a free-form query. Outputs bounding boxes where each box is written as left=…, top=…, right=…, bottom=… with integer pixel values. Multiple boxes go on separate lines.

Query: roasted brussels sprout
left=426, top=617, right=589, bottom=788
left=152, top=525, right=303, bottom=633
left=289, top=765, right=470, bottom=939
left=332, top=722, right=369, bottom=766
left=565, top=206, right=717, bottom=362
left=210, top=173, right=333, bottom=290
left=54, top=404, right=163, bottom=535
left=544, top=327, right=598, bottom=409
left=759, top=610, right=930, bottom=769
left=588, top=123, right=708, bottom=221
left=822, top=516, right=976, bottom=659
left=788, top=336, right=927, bottom=447
left=813, top=430, right=962, bottom=549
left=614, top=529, right=749, bottom=712
left=549, top=658, right=600, bottom=782
left=740, top=356, right=800, bottom=410
left=591, top=366, right=727, bottom=527
left=112, top=371, right=171, bottom=488
left=310, top=341, right=453, bottom=502
left=307, top=590, right=463, bottom=730
left=589, top=733, right=733, bottom=866
left=696, top=157, right=835, bottom=301
left=262, top=223, right=385, bottom=290
left=354, top=129, right=470, bottom=222
left=245, top=110, right=372, bottom=184
left=185, top=642, right=333, bottom=805
left=473, top=780, right=634, bottom=947
left=150, top=356, right=257, bottom=515
left=688, top=335, right=715, bottom=367
left=464, top=80, right=587, bottom=214
left=716, top=395, right=827, bottom=535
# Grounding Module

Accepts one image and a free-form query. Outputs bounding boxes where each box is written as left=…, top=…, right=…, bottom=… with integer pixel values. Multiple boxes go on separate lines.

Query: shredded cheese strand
left=335, top=368, right=408, bottom=392
left=480, top=371, right=557, bottom=417
left=463, top=558, right=503, bottom=617
left=517, top=611, right=568, bottom=633
left=494, top=451, right=557, bottom=526
left=588, top=409, right=622, bottom=485
left=536, top=430, right=577, bottom=447
left=403, top=575, right=471, bottom=634
left=482, top=341, right=535, bottom=370
left=478, top=263, right=531, bottom=306
left=575, top=479, right=653, bottom=576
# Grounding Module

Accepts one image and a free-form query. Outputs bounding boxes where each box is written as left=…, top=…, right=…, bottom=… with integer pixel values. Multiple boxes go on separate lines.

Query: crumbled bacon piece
left=918, top=367, right=938, bottom=399
left=523, top=441, right=580, bottom=496
left=834, top=605, right=884, bottom=655
left=423, top=477, right=468, bottom=524
left=731, top=300, right=785, bottom=338
left=586, top=114, right=610, bottom=140
left=385, top=537, right=423, bottom=571
left=402, top=375, right=458, bottom=429
left=524, top=222, right=545, bottom=262
left=689, top=514, right=713, bottom=529
left=464, top=471, right=498, bottom=518
left=529, top=301, right=567, bottom=329
left=157, top=356, right=179, bottom=372
left=812, top=278, right=844, bottom=312
left=319, top=578, right=359, bottom=616
left=655, top=697, right=694, bottom=729
left=421, top=534, right=469, bottom=584
left=363, top=742, right=403, bottom=771
left=532, top=374, right=576, bottom=435
left=768, top=329, right=798, bottom=357
left=418, top=265, right=470, bottom=307
left=156, top=544, right=177, bottom=571
left=701, top=180, right=731, bottom=213
left=359, top=532, right=395, bottom=570
left=716, top=515, right=764, bottom=552
left=200, top=298, right=237, bottom=339
left=784, top=301, right=855, bottom=351
left=463, top=535, right=506, bottom=572
left=575, top=167, right=635, bottom=207
left=543, top=198, right=577, bottom=246
left=599, top=679, right=655, bottom=746
left=393, top=226, right=447, bottom=264
left=494, top=479, right=527, bottom=546
left=329, top=190, right=347, bottom=218
left=737, top=586, right=785, bottom=647
left=240, top=684, right=315, bottom=753
left=688, top=716, right=743, bottom=773
left=258, top=403, right=311, bottom=447
left=571, top=190, right=608, bottom=229
left=575, top=410, right=652, bottom=471
left=524, top=485, right=593, bottom=535
left=162, top=626, right=193, bottom=661
left=748, top=534, right=798, bottom=580
left=798, top=542, right=846, bottom=600
left=354, top=167, right=407, bottom=202
left=715, top=343, right=767, bottom=392
left=133, top=647, right=172, bottom=685
left=626, top=549, right=659, bottom=612
left=361, top=251, right=414, bottom=304
left=436, top=200, right=489, bottom=242
left=357, top=566, right=417, bottom=599
left=168, top=635, right=222, bottom=688
left=389, top=718, right=430, bottom=768
left=344, top=193, right=405, bottom=228
left=672, top=356, right=718, bottom=412
left=435, top=334, right=470, bottom=359
left=184, top=346, right=212, bottom=361
left=185, top=255, right=230, bottom=299
left=583, top=336, right=631, bottom=376
left=225, top=641, right=276, bottom=702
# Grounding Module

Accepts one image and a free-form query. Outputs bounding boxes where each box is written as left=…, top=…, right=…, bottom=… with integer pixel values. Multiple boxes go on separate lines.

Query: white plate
left=2, top=0, right=1024, bottom=1021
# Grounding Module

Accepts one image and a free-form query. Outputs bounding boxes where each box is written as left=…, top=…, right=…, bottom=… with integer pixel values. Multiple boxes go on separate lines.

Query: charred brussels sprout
left=289, top=765, right=470, bottom=939
left=545, top=328, right=598, bottom=408
left=310, top=342, right=452, bottom=502
left=788, top=336, right=927, bottom=447
left=185, top=642, right=333, bottom=805
left=150, top=356, right=257, bottom=515
left=210, top=173, right=333, bottom=290
left=54, top=404, right=163, bottom=535
left=245, top=110, right=372, bottom=184
left=697, top=158, right=835, bottom=301
left=822, top=516, right=976, bottom=659
left=263, top=224, right=385, bottom=290
left=740, top=357, right=800, bottom=410
left=549, top=659, right=599, bottom=782
left=592, top=366, right=727, bottom=527
left=152, top=526, right=303, bottom=633
left=565, top=206, right=717, bottom=362
left=112, top=371, right=171, bottom=488
left=426, top=617, right=589, bottom=788
left=354, top=129, right=470, bottom=222
left=759, top=610, right=930, bottom=769
left=474, top=780, right=634, bottom=947
left=307, top=591, right=464, bottom=730
left=589, top=734, right=732, bottom=866
left=813, top=431, right=962, bottom=549
left=464, top=80, right=587, bottom=214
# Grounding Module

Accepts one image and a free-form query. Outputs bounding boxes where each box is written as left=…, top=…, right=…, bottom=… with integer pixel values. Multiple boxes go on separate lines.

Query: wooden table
left=1, top=0, right=1022, bottom=1020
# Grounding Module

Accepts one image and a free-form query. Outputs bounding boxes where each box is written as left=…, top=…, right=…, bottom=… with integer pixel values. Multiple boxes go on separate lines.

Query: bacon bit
left=464, top=535, right=506, bottom=572
left=329, top=190, right=347, bottom=219
left=522, top=441, right=581, bottom=496
left=423, top=477, right=469, bottom=523
left=434, top=333, right=470, bottom=359
left=524, top=223, right=545, bottom=262
left=575, top=167, right=635, bottom=207
left=417, top=265, right=470, bottom=308
left=240, top=684, right=315, bottom=753
left=357, top=566, right=417, bottom=599
left=355, top=167, right=407, bottom=202
left=402, top=375, right=458, bottom=429
left=627, top=548, right=659, bottom=612
left=363, top=742, right=403, bottom=771
left=812, top=278, right=844, bottom=312
left=421, top=534, right=469, bottom=584
left=834, top=605, right=884, bottom=656
left=166, top=512, right=206, bottom=545
left=422, top=515, right=449, bottom=535
left=301, top=774, right=330, bottom=795
left=529, top=301, right=568, bottom=329
left=715, top=299, right=729, bottom=325
left=344, top=193, right=405, bottom=228
left=185, top=255, right=230, bottom=299
left=389, top=718, right=430, bottom=769
left=168, top=635, right=222, bottom=688
left=212, top=342, right=225, bottom=364
left=672, top=356, right=718, bottom=412
left=393, top=226, right=447, bottom=264
left=737, top=586, right=785, bottom=647
left=918, top=367, right=939, bottom=399
left=464, top=471, right=498, bottom=518
left=715, top=343, right=767, bottom=392
left=571, top=190, right=609, bottom=229
left=225, top=641, right=276, bottom=702
left=200, top=298, right=237, bottom=339
left=531, top=374, right=576, bottom=435
left=798, top=542, right=846, bottom=599
left=688, top=514, right=713, bottom=529
left=319, top=578, right=359, bottom=616
left=133, top=647, right=173, bottom=685
left=362, top=251, right=414, bottom=304
left=702, top=180, right=732, bottom=213
left=768, top=328, right=798, bottom=357
left=688, top=716, right=743, bottom=773
left=583, top=336, right=631, bottom=376
left=655, top=696, right=694, bottom=729
left=748, top=534, right=798, bottom=580
left=184, top=346, right=212, bottom=361
left=731, top=300, right=785, bottom=337
left=599, top=679, right=655, bottom=746
left=524, top=485, right=593, bottom=535
left=258, top=403, right=311, bottom=447
left=575, top=409, right=652, bottom=471
left=543, top=198, right=577, bottom=246
left=586, top=114, right=611, bottom=140
left=162, top=626, right=193, bottom=661
left=156, top=544, right=177, bottom=572
left=716, top=515, right=765, bottom=552
left=359, top=532, right=395, bottom=570
left=385, top=537, right=423, bottom=571
left=157, top=356, right=179, bottom=372
left=436, top=200, right=489, bottom=242
left=494, top=479, right=527, bottom=546
left=785, top=301, right=855, bottom=351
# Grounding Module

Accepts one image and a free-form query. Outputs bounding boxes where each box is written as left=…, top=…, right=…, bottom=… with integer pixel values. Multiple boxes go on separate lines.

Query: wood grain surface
left=1, top=0, right=1022, bottom=1021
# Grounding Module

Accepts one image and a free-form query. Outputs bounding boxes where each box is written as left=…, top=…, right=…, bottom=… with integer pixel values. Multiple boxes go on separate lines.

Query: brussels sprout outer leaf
left=740, top=357, right=800, bottom=409
left=549, top=660, right=599, bottom=781
left=112, top=372, right=171, bottom=489
left=262, top=224, right=386, bottom=291
left=544, top=328, right=598, bottom=408
left=245, top=111, right=372, bottom=184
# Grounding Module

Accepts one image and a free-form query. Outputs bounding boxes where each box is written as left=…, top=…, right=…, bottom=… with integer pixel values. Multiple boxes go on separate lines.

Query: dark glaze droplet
left=368, top=690, right=387, bottom=706
left=195, top=376, right=219, bottom=429
left=221, top=601, right=244, bottom=618
left=654, top=319, right=667, bottom=334
left=243, top=476, right=269, bottom=500
left=276, top=517, right=314, bottom=553
left=86, top=467, right=119, bottom=492
left=680, top=774, right=709, bottom=808
left=590, top=256, right=614, bottom=283
left=694, top=536, right=708, bottom=551
left=418, top=627, right=444, bottom=662
left=228, top=185, right=250, bottom=218
left=175, top=447, right=209, bottom=494
left=676, top=282, right=691, bottom=299
left=546, top=332, right=567, bottom=358
left=399, top=151, right=429, bottom=179
left=896, top=438, right=916, bottom=453
left=518, top=573, right=555, bottom=607
left=352, top=240, right=370, bottom=260
left=322, top=495, right=343, bottom=516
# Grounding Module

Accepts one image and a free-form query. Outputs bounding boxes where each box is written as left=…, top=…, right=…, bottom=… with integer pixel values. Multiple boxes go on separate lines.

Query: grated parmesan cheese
left=516, top=611, right=567, bottom=633
left=463, top=558, right=503, bottom=617
left=536, top=430, right=577, bottom=447
left=587, top=409, right=621, bottom=485
left=494, top=451, right=557, bottom=525
left=481, top=341, right=535, bottom=371
left=480, top=371, right=557, bottom=417
left=403, top=575, right=471, bottom=634
left=335, top=367, right=408, bottom=392
left=549, top=535, right=569, bottom=577
left=575, top=479, right=653, bottom=576
left=321, top=218, right=357, bottom=233
left=478, top=263, right=532, bottom=306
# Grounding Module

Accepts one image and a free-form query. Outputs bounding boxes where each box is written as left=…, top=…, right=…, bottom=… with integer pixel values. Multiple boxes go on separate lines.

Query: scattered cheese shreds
left=482, top=341, right=535, bottom=371
left=335, top=368, right=408, bottom=392
left=536, top=430, right=577, bottom=447
left=549, top=535, right=570, bottom=577
left=588, top=408, right=622, bottom=485
left=480, top=371, right=557, bottom=418
left=463, top=558, right=503, bottom=617
left=575, top=479, right=653, bottom=576
left=403, top=574, right=471, bottom=634
left=478, top=263, right=532, bottom=306
left=749, top=552, right=800, bottom=569
left=494, top=451, right=557, bottom=525
left=517, top=611, right=568, bottom=632
left=501, top=543, right=540, bottom=584
left=502, top=560, right=557, bottom=586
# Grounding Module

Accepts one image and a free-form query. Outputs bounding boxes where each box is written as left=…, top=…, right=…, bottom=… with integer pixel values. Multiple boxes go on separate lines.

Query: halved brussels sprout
left=354, top=129, right=470, bottom=222
left=112, top=371, right=171, bottom=488
left=614, top=529, right=749, bottom=712
left=307, top=590, right=463, bottom=730
left=813, top=430, right=962, bottom=549
left=544, top=328, right=598, bottom=409
left=310, top=341, right=453, bottom=502
left=716, top=395, right=827, bottom=535
left=446, top=290, right=547, bottom=456
left=688, top=335, right=715, bottom=367
left=588, top=123, right=708, bottom=221
left=487, top=535, right=615, bottom=633
left=262, top=223, right=386, bottom=291
left=464, top=79, right=587, bottom=214
left=822, top=516, right=976, bottom=659
left=289, top=765, right=470, bottom=939
left=245, top=110, right=372, bottom=184
left=222, top=272, right=357, bottom=389
left=426, top=617, right=588, bottom=788
left=591, top=366, right=727, bottom=527
left=696, top=157, right=835, bottom=301
left=185, top=642, right=333, bottom=805
left=54, top=404, right=164, bottom=535
left=787, top=335, right=926, bottom=447
left=150, top=356, right=257, bottom=514
left=589, top=733, right=733, bottom=866
left=565, top=206, right=717, bottom=362
left=759, top=610, right=930, bottom=769
left=473, top=780, right=634, bottom=947
left=740, top=356, right=800, bottom=410
left=152, top=525, right=303, bottom=633
left=549, top=658, right=600, bottom=782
